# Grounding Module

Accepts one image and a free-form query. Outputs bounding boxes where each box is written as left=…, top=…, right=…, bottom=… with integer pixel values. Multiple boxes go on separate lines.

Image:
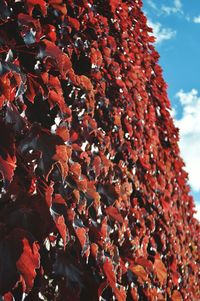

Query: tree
left=0, top=0, right=199, bottom=300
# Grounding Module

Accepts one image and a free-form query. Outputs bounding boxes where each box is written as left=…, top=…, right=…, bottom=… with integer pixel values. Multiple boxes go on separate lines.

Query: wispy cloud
left=162, top=0, right=183, bottom=15
left=145, top=0, right=182, bottom=15
left=147, top=19, right=176, bottom=44
left=175, top=89, right=200, bottom=192
left=146, top=0, right=158, bottom=11
left=193, top=16, right=200, bottom=24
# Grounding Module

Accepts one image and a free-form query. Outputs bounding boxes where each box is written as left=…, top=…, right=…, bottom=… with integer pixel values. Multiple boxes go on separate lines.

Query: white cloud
left=175, top=89, right=200, bottom=192
left=194, top=203, right=200, bottom=221
left=162, top=0, right=182, bottom=15
left=193, top=16, right=200, bottom=23
left=170, top=107, right=177, bottom=118
left=147, top=19, right=176, bottom=44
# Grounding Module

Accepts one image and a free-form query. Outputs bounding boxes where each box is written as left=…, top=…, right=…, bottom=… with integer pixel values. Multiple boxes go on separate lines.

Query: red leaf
left=102, top=259, right=116, bottom=287
left=44, top=181, right=54, bottom=207
left=90, top=48, right=103, bottom=67
left=18, top=13, right=42, bottom=45
left=161, top=197, right=171, bottom=212
left=48, top=0, right=67, bottom=14
left=53, top=194, right=66, bottom=205
left=24, top=0, right=47, bottom=16
left=56, top=126, right=70, bottom=142
left=102, top=259, right=126, bottom=301
left=42, top=24, right=57, bottom=42
left=76, top=176, right=88, bottom=192
left=16, top=239, right=40, bottom=292
left=19, top=125, right=69, bottom=180
left=153, top=257, right=167, bottom=286
left=75, top=227, right=87, bottom=250
left=53, top=214, right=67, bottom=247
left=98, top=280, right=108, bottom=299
left=69, top=162, right=82, bottom=178
left=135, top=257, right=153, bottom=272
left=0, top=120, right=16, bottom=186
left=171, top=290, right=182, bottom=301
left=79, top=75, right=94, bottom=92
left=41, top=72, right=71, bottom=113
left=116, top=79, right=125, bottom=88
left=52, top=144, right=69, bottom=180
left=108, top=0, right=121, bottom=13
left=25, top=74, right=45, bottom=103
left=70, top=130, right=79, bottom=142
left=129, top=265, right=148, bottom=283
left=92, top=156, right=101, bottom=178
left=171, top=271, right=179, bottom=286
left=39, top=39, right=72, bottom=77
left=67, top=16, right=80, bottom=31
left=99, top=217, right=108, bottom=242
left=0, top=153, right=16, bottom=185
left=139, top=155, right=151, bottom=170
left=74, top=226, right=90, bottom=260
left=0, top=68, right=22, bottom=104
left=3, top=292, right=14, bottom=301
left=105, top=206, right=124, bottom=224
left=130, top=287, right=139, bottom=301
left=90, top=243, right=99, bottom=259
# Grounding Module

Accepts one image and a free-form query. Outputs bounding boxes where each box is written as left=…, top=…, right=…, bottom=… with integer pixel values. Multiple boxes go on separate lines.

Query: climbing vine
left=0, top=1, right=199, bottom=300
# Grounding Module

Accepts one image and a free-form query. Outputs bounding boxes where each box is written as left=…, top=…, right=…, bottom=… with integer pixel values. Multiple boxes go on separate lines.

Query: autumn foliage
left=0, top=0, right=199, bottom=300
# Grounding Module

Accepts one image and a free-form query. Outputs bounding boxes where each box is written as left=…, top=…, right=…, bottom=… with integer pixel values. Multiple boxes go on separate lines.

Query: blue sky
left=143, top=0, right=200, bottom=219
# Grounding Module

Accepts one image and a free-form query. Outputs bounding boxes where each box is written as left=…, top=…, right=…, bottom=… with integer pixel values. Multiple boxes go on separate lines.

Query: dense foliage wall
left=0, top=0, right=199, bottom=300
